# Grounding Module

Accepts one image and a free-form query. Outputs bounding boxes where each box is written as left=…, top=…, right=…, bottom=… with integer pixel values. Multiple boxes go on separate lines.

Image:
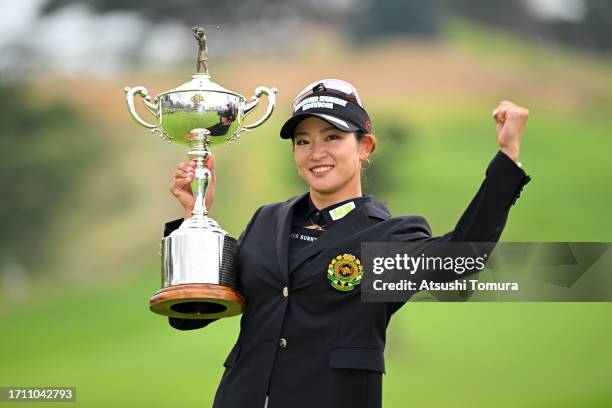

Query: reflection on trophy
left=124, top=26, right=277, bottom=319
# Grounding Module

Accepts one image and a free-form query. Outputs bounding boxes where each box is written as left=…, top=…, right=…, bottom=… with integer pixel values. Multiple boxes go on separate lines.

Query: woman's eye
left=295, top=139, right=309, bottom=145
left=326, top=135, right=341, bottom=141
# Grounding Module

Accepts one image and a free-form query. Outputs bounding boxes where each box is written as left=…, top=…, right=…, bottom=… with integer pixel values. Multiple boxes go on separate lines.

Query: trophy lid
left=155, top=26, right=245, bottom=101
left=156, top=74, right=246, bottom=101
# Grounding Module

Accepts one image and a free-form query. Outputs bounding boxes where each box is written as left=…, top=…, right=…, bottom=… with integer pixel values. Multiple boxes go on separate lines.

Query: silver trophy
left=125, top=26, right=277, bottom=319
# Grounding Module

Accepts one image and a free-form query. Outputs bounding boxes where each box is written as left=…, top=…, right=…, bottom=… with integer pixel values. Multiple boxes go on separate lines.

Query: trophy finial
left=193, top=25, right=221, bottom=75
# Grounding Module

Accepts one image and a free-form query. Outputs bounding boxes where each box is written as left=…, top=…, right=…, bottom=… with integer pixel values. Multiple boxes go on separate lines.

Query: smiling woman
left=163, top=78, right=532, bottom=408
left=291, top=117, right=375, bottom=209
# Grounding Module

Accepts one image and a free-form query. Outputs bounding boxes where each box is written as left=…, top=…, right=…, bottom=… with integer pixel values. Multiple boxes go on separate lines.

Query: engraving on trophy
left=124, top=26, right=277, bottom=320
left=191, top=93, right=204, bottom=105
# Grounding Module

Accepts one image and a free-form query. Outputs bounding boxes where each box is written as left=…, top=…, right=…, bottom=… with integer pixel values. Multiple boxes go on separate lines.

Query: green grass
left=384, top=303, right=612, bottom=408
left=371, top=103, right=612, bottom=241
left=2, top=266, right=611, bottom=407
left=0, top=264, right=234, bottom=407
left=444, top=17, right=612, bottom=76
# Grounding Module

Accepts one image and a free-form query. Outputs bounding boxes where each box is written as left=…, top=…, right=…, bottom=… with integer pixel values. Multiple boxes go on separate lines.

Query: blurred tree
left=445, top=0, right=529, bottom=28
left=0, top=86, right=104, bottom=275
left=41, top=0, right=311, bottom=24
left=547, top=0, right=612, bottom=52
left=353, top=0, right=441, bottom=41
left=364, top=117, right=414, bottom=199
left=38, top=0, right=612, bottom=54
left=446, top=0, right=612, bottom=53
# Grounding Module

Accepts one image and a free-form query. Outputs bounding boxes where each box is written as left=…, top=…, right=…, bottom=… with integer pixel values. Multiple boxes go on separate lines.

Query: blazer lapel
left=276, top=193, right=308, bottom=281
left=288, top=201, right=391, bottom=275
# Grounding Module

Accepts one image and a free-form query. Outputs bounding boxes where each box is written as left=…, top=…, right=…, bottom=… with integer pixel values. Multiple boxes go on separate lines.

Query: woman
left=163, top=79, right=531, bottom=408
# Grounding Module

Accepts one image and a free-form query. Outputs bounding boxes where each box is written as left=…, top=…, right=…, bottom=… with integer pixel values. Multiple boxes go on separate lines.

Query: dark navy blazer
left=163, top=150, right=531, bottom=408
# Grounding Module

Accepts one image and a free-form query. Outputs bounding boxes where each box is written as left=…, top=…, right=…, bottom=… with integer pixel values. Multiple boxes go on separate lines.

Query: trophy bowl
left=125, top=74, right=276, bottom=146
left=124, top=27, right=277, bottom=320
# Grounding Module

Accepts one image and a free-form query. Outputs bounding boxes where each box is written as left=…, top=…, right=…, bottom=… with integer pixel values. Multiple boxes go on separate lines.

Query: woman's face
left=293, top=116, right=370, bottom=196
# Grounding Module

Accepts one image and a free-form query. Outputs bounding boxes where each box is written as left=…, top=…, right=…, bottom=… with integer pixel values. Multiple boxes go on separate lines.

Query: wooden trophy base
left=149, top=283, right=245, bottom=319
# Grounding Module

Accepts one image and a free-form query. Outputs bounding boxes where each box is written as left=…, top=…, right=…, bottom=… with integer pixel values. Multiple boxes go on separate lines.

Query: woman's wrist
left=499, top=145, right=520, bottom=163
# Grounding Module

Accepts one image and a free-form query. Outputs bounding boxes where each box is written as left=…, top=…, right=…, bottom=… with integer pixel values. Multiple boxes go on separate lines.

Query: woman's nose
left=310, top=141, right=328, bottom=160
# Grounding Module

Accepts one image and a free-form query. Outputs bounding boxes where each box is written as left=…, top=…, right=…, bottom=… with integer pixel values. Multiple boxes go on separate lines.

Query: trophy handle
left=242, top=86, right=278, bottom=130
left=124, top=86, right=161, bottom=131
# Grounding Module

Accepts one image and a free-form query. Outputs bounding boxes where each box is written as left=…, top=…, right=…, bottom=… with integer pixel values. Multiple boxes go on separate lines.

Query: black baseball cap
left=280, top=86, right=372, bottom=139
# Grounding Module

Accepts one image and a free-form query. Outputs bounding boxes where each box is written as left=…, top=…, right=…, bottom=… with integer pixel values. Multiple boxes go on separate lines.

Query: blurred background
left=1, top=0, right=611, bottom=406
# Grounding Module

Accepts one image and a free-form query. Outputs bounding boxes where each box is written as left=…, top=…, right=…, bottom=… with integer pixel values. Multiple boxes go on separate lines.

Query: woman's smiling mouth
left=310, top=165, right=335, bottom=175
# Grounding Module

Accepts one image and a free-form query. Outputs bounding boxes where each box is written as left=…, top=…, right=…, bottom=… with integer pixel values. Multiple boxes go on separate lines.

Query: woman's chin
left=309, top=180, right=341, bottom=195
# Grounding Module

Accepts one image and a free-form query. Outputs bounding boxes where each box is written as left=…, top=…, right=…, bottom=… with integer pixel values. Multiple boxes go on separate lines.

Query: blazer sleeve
left=389, top=150, right=531, bottom=243
left=164, top=205, right=265, bottom=331
left=386, top=151, right=531, bottom=310
left=437, top=150, right=531, bottom=242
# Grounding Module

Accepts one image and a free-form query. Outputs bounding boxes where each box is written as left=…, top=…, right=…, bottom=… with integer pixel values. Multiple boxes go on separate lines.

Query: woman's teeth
left=312, top=166, right=333, bottom=174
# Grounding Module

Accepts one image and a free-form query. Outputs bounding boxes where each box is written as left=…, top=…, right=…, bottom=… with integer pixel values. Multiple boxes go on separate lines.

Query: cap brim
left=280, top=113, right=360, bottom=139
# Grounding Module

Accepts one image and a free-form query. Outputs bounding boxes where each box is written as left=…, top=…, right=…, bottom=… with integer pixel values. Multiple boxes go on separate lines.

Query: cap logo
left=365, top=120, right=372, bottom=132
left=295, top=95, right=348, bottom=112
